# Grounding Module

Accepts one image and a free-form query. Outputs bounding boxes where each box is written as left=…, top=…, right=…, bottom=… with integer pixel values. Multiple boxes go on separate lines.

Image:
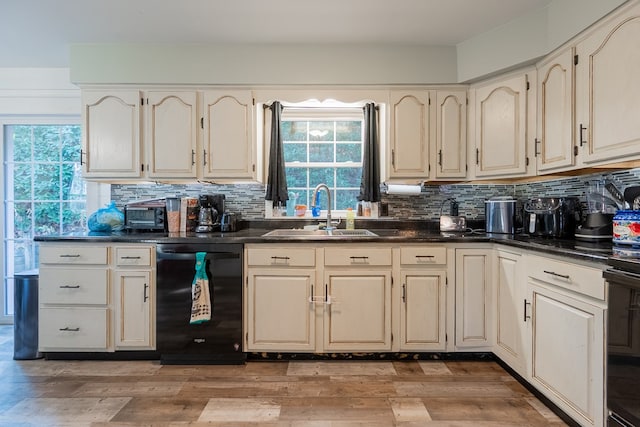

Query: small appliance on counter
left=485, top=196, right=517, bottom=234
left=575, top=179, right=617, bottom=241
left=439, top=198, right=467, bottom=232
left=124, top=198, right=166, bottom=231
left=196, top=194, right=225, bottom=233
left=523, top=197, right=580, bottom=238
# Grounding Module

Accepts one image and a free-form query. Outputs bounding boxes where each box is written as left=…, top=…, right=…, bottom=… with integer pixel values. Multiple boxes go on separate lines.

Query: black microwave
left=124, top=200, right=166, bottom=231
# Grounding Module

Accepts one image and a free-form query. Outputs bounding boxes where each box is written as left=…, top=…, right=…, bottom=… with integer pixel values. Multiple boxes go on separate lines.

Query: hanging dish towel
left=190, top=252, right=211, bottom=324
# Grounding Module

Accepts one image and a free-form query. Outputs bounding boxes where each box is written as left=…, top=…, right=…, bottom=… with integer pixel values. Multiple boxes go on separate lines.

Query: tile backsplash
left=111, top=168, right=640, bottom=220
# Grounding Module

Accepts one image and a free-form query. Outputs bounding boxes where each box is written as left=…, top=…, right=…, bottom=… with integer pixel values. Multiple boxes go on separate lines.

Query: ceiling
left=1, top=0, right=553, bottom=68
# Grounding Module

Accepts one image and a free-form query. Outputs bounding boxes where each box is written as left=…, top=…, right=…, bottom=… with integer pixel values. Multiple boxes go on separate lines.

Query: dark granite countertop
left=35, top=219, right=613, bottom=264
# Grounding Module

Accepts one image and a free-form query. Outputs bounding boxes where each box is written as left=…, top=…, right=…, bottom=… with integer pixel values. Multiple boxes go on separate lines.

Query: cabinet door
left=388, top=91, right=430, bottom=179
left=494, top=250, right=526, bottom=375
left=435, top=90, right=467, bottom=179
left=473, top=75, right=528, bottom=177
left=455, top=249, right=492, bottom=349
left=536, top=48, right=576, bottom=173
left=82, top=90, right=141, bottom=178
left=202, top=91, right=256, bottom=180
left=399, top=270, right=446, bottom=351
left=323, top=270, right=392, bottom=351
left=527, top=283, right=605, bottom=427
left=575, top=7, right=640, bottom=164
left=113, top=270, right=153, bottom=350
left=145, top=91, right=198, bottom=179
left=246, top=269, right=315, bottom=351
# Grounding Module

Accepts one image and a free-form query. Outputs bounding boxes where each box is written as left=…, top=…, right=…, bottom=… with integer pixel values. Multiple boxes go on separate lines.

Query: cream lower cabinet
left=454, top=247, right=493, bottom=350
left=395, top=246, right=447, bottom=351
left=112, top=246, right=155, bottom=350
left=244, top=244, right=392, bottom=352
left=493, top=248, right=526, bottom=377
left=244, top=245, right=317, bottom=352
left=39, top=244, right=111, bottom=351
left=525, top=254, right=606, bottom=427
left=38, top=242, right=156, bottom=353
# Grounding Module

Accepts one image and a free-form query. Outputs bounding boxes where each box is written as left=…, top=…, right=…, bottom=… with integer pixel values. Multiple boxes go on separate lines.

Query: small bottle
left=346, top=207, right=355, bottom=230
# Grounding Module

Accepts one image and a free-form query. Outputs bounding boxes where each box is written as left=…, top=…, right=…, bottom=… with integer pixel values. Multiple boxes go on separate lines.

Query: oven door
left=604, top=268, right=640, bottom=426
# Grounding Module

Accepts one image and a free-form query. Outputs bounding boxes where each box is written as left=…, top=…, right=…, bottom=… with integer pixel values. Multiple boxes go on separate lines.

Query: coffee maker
left=195, top=194, right=225, bottom=233
left=575, top=180, right=616, bottom=241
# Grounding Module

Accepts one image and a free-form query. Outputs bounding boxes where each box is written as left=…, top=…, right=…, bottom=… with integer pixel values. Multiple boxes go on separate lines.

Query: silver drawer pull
left=349, top=256, right=369, bottom=260
left=415, top=255, right=435, bottom=258
left=543, top=270, right=570, bottom=280
left=59, top=327, right=80, bottom=332
left=271, top=256, right=290, bottom=260
left=59, top=285, right=80, bottom=289
left=59, top=254, right=80, bottom=258
left=121, top=256, right=141, bottom=259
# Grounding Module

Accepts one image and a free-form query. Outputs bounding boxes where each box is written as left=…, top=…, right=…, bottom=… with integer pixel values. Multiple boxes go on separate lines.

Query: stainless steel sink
left=262, top=229, right=378, bottom=238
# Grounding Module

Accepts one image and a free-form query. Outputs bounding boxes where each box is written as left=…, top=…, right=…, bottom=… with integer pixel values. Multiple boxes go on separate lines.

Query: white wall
left=456, top=0, right=628, bottom=82
left=69, top=43, right=458, bottom=85
left=0, top=68, right=79, bottom=115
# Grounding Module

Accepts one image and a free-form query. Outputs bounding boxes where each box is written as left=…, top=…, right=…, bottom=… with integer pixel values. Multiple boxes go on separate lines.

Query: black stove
left=604, top=249, right=640, bottom=426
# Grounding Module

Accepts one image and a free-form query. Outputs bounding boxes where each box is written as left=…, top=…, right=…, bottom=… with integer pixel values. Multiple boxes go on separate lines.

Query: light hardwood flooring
left=0, top=325, right=567, bottom=426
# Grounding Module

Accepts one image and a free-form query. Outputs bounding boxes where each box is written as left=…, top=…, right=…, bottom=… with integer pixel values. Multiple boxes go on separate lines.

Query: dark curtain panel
left=359, top=103, right=381, bottom=202
left=264, top=101, right=289, bottom=204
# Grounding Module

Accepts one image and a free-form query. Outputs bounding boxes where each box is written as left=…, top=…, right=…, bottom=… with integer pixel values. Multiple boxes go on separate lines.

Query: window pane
left=13, top=202, right=33, bottom=239
left=62, top=202, right=86, bottom=233
left=33, top=164, right=61, bottom=200
left=337, top=143, right=362, bottom=163
left=33, top=126, right=61, bottom=162
left=309, top=143, right=334, bottom=162
left=337, top=167, right=363, bottom=187
left=33, top=202, right=60, bottom=235
left=12, top=164, right=32, bottom=201
left=10, top=126, right=32, bottom=159
left=310, top=168, right=334, bottom=187
left=335, top=189, right=360, bottom=211
left=284, top=142, right=307, bottom=163
left=61, top=125, right=82, bottom=161
left=336, top=121, right=362, bottom=141
left=282, top=121, right=307, bottom=141
left=309, top=121, right=333, bottom=141
left=286, top=167, right=308, bottom=188
left=13, top=240, right=38, bottom=274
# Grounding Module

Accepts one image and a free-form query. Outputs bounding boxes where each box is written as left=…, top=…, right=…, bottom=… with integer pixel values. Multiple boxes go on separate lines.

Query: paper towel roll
left=386, top=184, right=422, bottom=195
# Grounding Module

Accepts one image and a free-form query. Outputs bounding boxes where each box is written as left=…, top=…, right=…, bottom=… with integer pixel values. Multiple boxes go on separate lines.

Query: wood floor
left=0, top=325, right=567, bottom=426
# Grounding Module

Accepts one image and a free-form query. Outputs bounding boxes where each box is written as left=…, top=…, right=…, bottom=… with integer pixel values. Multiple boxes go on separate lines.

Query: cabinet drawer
left=324, top=247, right=392, bottom=266
left=526, top=254, right=605, bottom=300
left=40, top=245, right=108, bottom=265
left=247, top=247, right=315, bottom=267
left=39, top=267, right=109, bottom=305
left=400, top=246, right=447, bottom=265
left=115, top=246, right=152, bottom=266
left=39, top=307, right=109, bottom=350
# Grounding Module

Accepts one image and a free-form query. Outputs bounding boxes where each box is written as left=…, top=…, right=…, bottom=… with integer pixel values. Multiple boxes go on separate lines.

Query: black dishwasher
left=156, top=243, right=245, bottom=364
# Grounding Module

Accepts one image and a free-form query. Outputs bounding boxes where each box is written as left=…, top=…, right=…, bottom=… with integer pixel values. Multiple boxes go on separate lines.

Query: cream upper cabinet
left=471, top=73, right=530, bottom=178
left=388, top=90, right=430, bottom=180
left=455, top=247, right=493, bottom=350
left=82, top=90, right=142, bottom=178
left=494, top=248, right=526, bottom=377
left=575, top=2, right=640, bottom=165
left=434, top=90, right=467, bottom=179
left=202, top=90, right=256, bottom=180
left=536, top=48, right=576, bottom=173
left=144, top=91, right=198, bottom=179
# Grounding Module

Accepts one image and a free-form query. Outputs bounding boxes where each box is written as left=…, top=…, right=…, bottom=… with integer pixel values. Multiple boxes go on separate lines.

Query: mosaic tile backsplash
left=111, top=168, right=640, bottom=221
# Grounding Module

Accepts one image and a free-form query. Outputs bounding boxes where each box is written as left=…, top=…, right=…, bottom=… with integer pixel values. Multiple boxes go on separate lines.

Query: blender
left=575, top=179, right=617, bottom=241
